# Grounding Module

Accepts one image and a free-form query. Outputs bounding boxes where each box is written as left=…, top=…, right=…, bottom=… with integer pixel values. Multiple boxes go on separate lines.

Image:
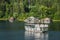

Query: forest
left=0, top=0, right=60, bottom=21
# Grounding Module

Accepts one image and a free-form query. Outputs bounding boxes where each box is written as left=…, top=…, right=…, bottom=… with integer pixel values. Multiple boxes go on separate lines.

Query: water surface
left=0, top=30, right=60, bottom=40
left=0, top=21, right=60, bottom=40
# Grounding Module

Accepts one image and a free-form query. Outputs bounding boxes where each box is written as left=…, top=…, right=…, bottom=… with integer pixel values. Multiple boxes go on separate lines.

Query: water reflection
left=25, top=31, right=48, bottom=40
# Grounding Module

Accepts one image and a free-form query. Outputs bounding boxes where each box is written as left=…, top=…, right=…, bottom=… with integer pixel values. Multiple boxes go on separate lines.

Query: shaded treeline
left=0, top=0, right=60, bottom=21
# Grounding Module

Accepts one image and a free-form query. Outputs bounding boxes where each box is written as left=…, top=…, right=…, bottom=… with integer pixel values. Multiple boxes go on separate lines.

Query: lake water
left=0, top=21, right=60, bottom=40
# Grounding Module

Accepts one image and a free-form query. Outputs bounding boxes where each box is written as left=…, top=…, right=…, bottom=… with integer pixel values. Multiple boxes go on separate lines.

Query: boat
left=24, top=16, right=50, bottom=32
left=25, top=24, right=48, bottom=32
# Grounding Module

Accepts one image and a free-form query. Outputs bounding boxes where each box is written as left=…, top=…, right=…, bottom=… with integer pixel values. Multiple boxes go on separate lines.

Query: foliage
left=0, top=0, right=60, bottom=20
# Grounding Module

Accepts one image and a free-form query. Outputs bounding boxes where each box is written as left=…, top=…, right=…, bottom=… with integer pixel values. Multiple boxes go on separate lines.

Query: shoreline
left=0, top=18, right=7, bottom=20
left=0, top=18, right=60, bottom=22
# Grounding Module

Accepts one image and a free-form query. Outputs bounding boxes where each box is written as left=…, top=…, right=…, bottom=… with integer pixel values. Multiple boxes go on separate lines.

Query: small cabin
left=9, top=17, right=14, bottom=23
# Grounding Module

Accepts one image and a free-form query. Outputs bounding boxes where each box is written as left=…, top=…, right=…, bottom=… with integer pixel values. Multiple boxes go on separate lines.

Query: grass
left=0, top=18, right=7, bottom=20
left=53, top=20, right=60, bottom=22
left=0, top=18, right=60, bottom=22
